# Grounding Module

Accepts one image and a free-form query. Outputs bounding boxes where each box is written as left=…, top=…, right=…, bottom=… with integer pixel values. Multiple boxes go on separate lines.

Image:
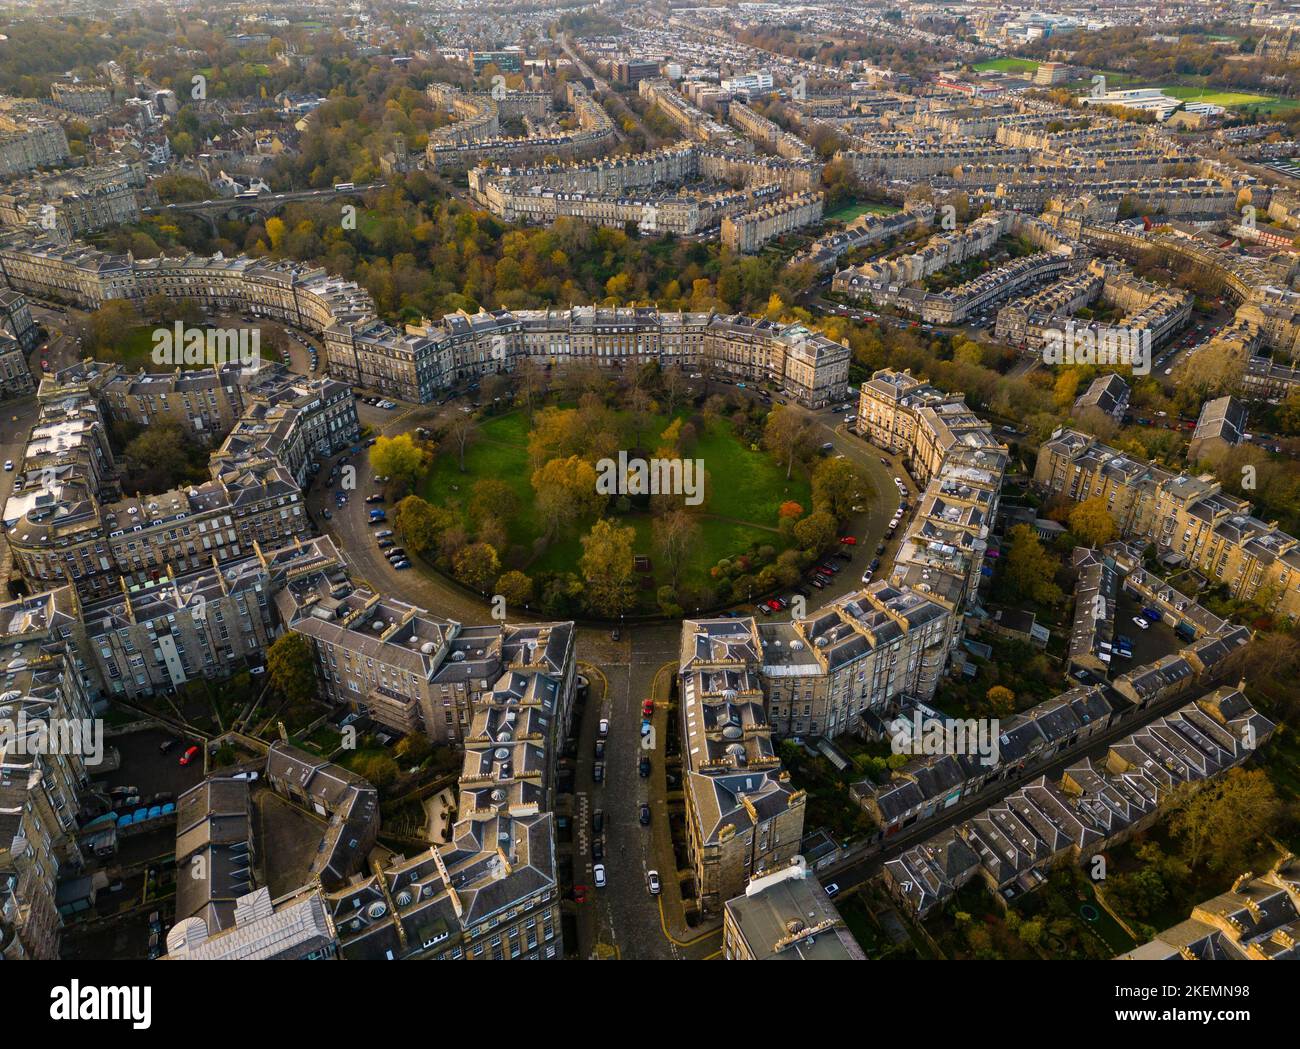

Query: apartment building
left=885, top=688, right=1274, bottom=918
left=0, top=106, right=71, bottom=177
left=4, top=362, right=352, bottom=602
left=1119, top=854, right=1300, bottom=960
left=757, top=583, right=953, bottom=739
left=0, top=232, right=846, bottom=406
left=0, top=330, right=33, bottom=399
left=1037, top=427, right=1300, bottom=617
left=678, top=615, right=806, bottom=914
left=722, top=858, right=865, bottom=960
left=0, top=288, right=37, bottom=350
left=0, top=586, right=97, bottom=959
left=173, top=777, right=256, bottom=934
left=425, top=83, right=614, bottom=170
left=0, top=161, right=148, bottom=239
left=721, top=191, right=824, bottom=253
left=50, top=81, right=113, bottom=118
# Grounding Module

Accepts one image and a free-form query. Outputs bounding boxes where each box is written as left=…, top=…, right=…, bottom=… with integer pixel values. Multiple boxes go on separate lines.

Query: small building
left=1188, top=395, right=1248, bottom=463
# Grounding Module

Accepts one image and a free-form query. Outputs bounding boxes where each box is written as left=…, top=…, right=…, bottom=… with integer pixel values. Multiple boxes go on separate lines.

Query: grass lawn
left=974, top=58, right=1039, bottom=73
left=824, top=199, right=901, bottom=224
left=418, top=408, right=813, bottom=608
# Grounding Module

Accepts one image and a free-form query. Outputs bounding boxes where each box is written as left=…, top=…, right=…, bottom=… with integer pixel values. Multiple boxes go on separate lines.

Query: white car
left=1132, top=616, right=1150, bottom=630
left=2, top=460, right=11, bottom=471
left=598, top=718, right=609, bottom=738
left=647, top=870, right=661, bottom=895
left=824, top=883, right=840, bottom=897
left=593, top=863, right=607, bottom=888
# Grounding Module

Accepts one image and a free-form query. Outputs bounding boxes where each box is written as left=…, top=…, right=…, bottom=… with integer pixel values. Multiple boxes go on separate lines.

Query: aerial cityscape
left=0, top=0, right=1299, bottom=982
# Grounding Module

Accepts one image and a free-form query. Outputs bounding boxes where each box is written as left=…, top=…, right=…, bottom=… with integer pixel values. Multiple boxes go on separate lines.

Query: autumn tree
left=443, top=413, right=477, bottom=472
left=579, top=518, right=637, bottom=617
left=393, top=495, right=453, bottom=554
left=452, top=542, right=500, bottom=591
left=812, top=456, right=872, bottom=521
left=763, top=406, right=817, bottom=480
left=986, top=686, right=1016, bottom=717
left=532, top=455, right=603, bottom=537
left=369, top=433, right=431, bottom=488
left=469, top=478, right=519, bottom=526
left=495, top=570, right=535, bottom=608
left=1068, top=496, right=1117, bottom=547
left=793, top=510, right=837, bottom=553
left=1167, top=768, right=1282, bottom=871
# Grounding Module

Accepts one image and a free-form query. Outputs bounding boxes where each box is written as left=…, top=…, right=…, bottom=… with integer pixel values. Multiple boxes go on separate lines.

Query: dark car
left=639, top=804, right=651, bottom=826
left=593, top=762, right=604, bottom=783
left=639, top=756, right=651, bottom=778
left=158, top=738, right=177, bottom=755
left=592, top=837, right=604, bottom=862
left=594, top=739, right=605, bottom=760
left=870, top=558, right=881, bottom=570
left=592, top=809, right=604, bottom=834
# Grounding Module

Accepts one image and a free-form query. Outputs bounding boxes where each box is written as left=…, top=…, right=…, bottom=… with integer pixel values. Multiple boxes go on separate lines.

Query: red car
left=573, top=885, right=588, bottom=904
left=642, top=699, right=655, bottom=717
left=179, top=745, right=199, bottom=766
left=766, top=599, right=782, bottom=611
left=839, top=536, right=857, bottom=545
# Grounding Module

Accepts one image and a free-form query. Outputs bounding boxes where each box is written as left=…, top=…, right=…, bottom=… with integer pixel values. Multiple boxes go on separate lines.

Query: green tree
left=266, top=633, right=316, bottom=707
left=1001, top=524, right=1063, bottom=605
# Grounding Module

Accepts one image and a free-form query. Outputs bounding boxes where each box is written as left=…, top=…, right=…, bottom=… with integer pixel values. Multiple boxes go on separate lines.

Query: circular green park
left=390, top=387, right=870, bottom=620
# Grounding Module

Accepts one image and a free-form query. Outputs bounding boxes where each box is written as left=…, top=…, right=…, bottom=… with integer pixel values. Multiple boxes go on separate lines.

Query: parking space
left=98, top=726, right=207, bottom=801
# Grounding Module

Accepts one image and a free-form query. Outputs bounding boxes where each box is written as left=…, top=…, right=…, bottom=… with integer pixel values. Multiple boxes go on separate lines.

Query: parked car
left=824, top=883, right=840, bottom=898
left=647, top=870, right=661, bottom=895
left=642, top=699, right=655, bottom=717
left=598, top=718, right=609, bottom=738
left=1132, top=616, right=1150, bottom=630
left=158, top=738, right=177, bottom=754
left=639, top=756, right=651, bottom=778
left=593, top=762, right=604, bottom=783
left=179, top=745, right=199, bottom=766
left=839, top=536, right=857, bottom=545
left=592, top=809, right=604, bottom=833
left=592, top=837, right=604, bottom=862
left=594, top=739, right=605, bottom=760
left=593, top=863, right=607, bottom=888
left=639, top=803, right=651, bottom=826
